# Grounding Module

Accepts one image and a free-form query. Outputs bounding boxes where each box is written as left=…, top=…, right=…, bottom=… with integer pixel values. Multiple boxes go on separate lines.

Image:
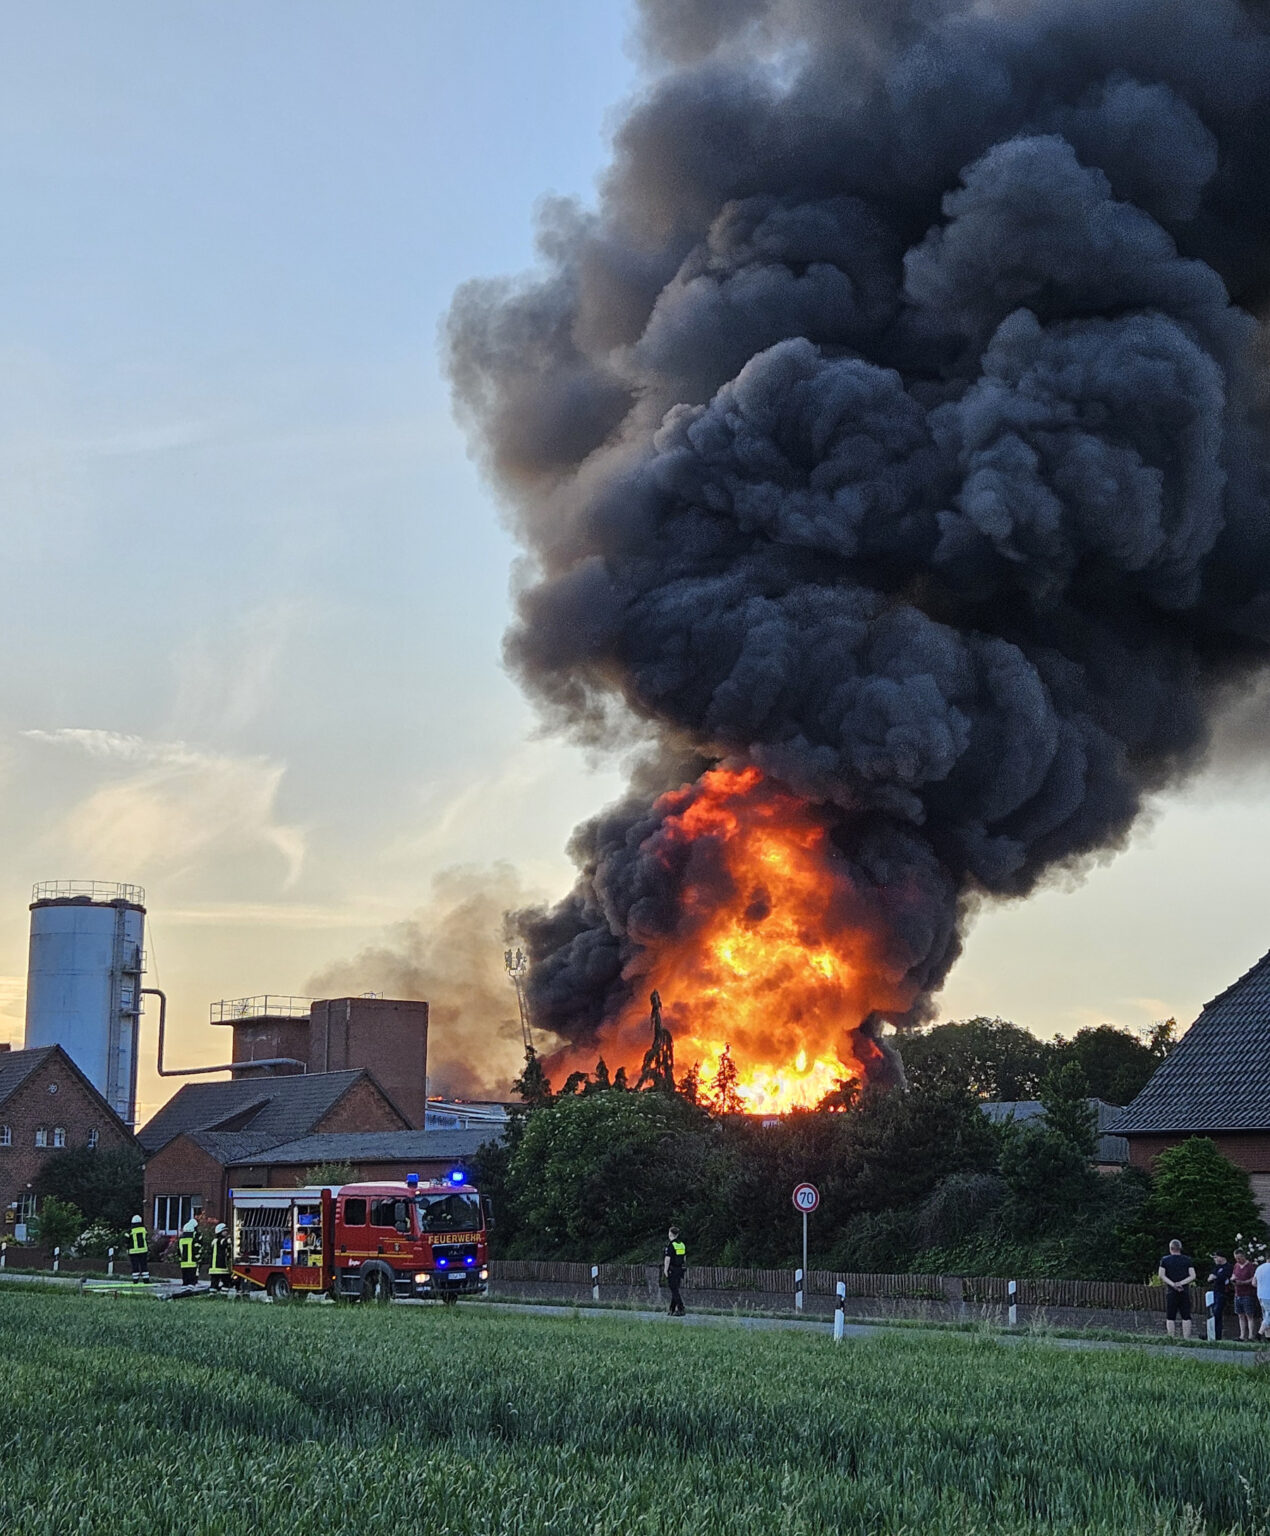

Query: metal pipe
left=144, top=988, right=307, bottom=1077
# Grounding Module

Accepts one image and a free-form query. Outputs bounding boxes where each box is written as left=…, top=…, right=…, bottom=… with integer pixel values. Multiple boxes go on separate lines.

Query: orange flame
left=548, top=765, right=915, bottom=1113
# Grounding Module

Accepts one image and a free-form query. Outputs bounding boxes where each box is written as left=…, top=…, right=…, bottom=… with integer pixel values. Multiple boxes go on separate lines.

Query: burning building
left=449, top=0, right=1270, bottom=1110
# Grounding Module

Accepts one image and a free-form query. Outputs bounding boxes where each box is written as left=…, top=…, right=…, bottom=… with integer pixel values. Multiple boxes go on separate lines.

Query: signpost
left=791, top=1182, right=819, bottom=1310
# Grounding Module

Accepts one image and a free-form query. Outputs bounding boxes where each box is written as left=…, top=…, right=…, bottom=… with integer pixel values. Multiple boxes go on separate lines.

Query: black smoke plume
left=447, top=0, right=1270, bottom=1074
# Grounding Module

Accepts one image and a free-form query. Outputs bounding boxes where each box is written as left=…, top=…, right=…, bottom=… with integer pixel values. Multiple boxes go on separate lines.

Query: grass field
left=1, top=1291, right=1265, bottom=1535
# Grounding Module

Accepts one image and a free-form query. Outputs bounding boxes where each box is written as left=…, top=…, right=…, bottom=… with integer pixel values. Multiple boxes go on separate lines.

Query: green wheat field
left=0, top=1289, right=1265, bottom=1535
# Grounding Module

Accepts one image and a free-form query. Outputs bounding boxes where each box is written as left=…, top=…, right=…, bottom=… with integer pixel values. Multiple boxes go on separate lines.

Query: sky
left=1, top=1, right=1269, bottom=1124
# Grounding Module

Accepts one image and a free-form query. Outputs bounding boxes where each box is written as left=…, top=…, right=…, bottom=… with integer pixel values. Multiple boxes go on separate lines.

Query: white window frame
left=0, top=1125, right=10, bottom=1148
left=153, top=1195, right=203, bottom=1234
left=17, top=1193, right=36, bottom=1223
left=34, top=1127, right=47, bottom=1148
left=52, top=1127, right=66, bottom=1148
left=87, top=1129, right=99, bottom=1150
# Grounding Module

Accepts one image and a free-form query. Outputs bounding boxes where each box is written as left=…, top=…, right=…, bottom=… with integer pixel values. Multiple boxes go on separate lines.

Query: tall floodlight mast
left=504, top=947, right=534, bottom=1058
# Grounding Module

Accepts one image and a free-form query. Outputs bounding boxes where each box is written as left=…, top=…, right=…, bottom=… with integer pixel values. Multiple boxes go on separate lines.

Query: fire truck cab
left=229, top=1172, right=490, bottom=1303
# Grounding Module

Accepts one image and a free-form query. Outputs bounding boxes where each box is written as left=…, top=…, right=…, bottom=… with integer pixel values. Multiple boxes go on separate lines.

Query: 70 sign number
left=792, top=1182, right=820, bottom=1214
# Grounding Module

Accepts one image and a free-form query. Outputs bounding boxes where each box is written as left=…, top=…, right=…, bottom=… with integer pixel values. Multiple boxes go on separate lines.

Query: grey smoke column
left=448, top=0, right=1270, bottom=1067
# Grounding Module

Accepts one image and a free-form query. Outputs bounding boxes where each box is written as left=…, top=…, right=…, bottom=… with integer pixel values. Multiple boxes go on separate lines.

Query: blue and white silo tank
left=24, top=881, right=146, bottom=1126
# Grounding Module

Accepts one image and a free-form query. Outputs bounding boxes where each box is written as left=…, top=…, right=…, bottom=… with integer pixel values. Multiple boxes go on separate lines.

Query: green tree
left=898, top=1018, right=1054, bottom=1101
left=1050, top=1025, right=1162, bottom=1106
left=33, top=1146, right=144, bottom=1230
left=1040, top=1061, right=1097, bottom=1157
left=503, top=1089, right=715, bottom=1260
left=1146, top=1138, right=1266, bottom=1260
left=512, top=1050, right=553, bottom=1108
left=998, top=1125, right=1098, bottom=1238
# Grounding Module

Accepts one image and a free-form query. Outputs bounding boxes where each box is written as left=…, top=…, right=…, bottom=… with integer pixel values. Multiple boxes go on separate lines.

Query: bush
left=1145, top=1137, right=1266, bottom=1262
left=33, top=1197, right=83, bottom=1254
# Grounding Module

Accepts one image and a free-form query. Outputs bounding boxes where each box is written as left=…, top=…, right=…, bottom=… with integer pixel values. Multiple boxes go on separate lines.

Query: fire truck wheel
left=363, top=1268, right=392, bottom=1304
left=266, top=1273, right=292, bottom=1302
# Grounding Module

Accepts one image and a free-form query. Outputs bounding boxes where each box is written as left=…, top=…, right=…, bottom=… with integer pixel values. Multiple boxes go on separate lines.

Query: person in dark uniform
left=127, top=1215, right=150, bottom=1284
left=209, top=1223, right=232, bottom=1292
left=178, top=1219, right=200, bottom=1287
left=663, top=1227, right=686, bottom=1317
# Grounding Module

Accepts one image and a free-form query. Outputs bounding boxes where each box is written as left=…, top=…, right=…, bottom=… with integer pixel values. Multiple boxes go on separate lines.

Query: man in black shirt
left=663, top=1227, right=686, bottom=1317
left=1158, top=1239, right=1197, bottom=1339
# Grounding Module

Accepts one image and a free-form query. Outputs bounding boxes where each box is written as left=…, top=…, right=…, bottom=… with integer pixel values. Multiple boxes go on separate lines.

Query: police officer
left=128, top=1214, right=150, bottom=1284
left=663, top=1226, right=687, bottom=1317
left=209, top=1222, right=232, bottom=1292
left=177, top=1218, right=200, bottom=1287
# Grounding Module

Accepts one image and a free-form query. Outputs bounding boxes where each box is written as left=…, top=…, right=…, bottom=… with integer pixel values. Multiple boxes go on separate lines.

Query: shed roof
left=227, top=1127, right=497, bottom=1168
left=136, top=1070, right=372, bottom=1154
left=1115, top=946, right=1270, bottom=1134
left=979, top=1099, right=1129, bottom=1164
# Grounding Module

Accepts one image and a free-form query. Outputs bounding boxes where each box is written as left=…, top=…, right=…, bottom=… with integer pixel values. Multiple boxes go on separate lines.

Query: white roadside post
left=1008, top=1279, right=1018, bottom=1327
left=791, top=1183, right=820, bottom=1315
left=107, top=1247, right=115, bottom=1278
left=52, top=1246, right=60, bottom=1274
left=591, top=1265, right=600, bottom=1303
left=833, top=1280, right=846, bottom=1342
left=1206, top=1289, right=1217, bottom=1342
left=0, top=1242, right=6, bottom=1269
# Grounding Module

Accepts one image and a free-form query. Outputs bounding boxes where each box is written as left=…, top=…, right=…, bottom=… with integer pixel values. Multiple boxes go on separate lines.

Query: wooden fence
left=489, top=1259, right=1167, bottom=1313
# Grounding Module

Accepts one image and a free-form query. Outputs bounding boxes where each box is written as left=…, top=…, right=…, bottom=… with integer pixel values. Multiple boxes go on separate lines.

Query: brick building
left=0, top=1045, right=136, bottom=1235
left=212, top=995, right=430, bottom=1129
left=138, top=1070, right=410, bottom=1232
left=1116, top=945, right=1270, bottom=1216
left=225, top=1128, right=495, bottom=1189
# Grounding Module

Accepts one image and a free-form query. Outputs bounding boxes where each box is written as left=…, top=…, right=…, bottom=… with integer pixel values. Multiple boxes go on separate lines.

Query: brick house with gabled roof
left=0, top=1045, right=136, bottom=1236
left=1116, top=945, right=1270, bottom=1218
left=139, top=1069, right=410, bottom=1233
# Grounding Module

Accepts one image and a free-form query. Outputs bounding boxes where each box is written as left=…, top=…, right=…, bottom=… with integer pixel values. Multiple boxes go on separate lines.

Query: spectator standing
left=1206, top=1252, right=1233, bottom=1340
left=1158, top=1239, right=1196, bottom=1340
left=1231, top=1249, right=1257, bottom=1341
left=663, top=1226, right=687, bottom=1318
left=1254, top=1253, right=1270, bottom=1339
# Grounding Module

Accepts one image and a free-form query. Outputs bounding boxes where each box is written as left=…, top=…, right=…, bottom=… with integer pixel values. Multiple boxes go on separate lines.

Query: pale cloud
left=22, top=728, right=305, bottom=886
left=170, top=601, right=303, bottom=737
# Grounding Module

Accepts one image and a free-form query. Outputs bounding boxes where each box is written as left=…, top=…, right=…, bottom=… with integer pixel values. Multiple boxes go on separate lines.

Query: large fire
left=546, top=765, right=915, bottom=1114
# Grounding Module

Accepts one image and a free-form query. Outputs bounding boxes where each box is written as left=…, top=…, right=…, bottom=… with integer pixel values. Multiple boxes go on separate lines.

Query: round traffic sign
left=792, top=1182, right=820, bottom=1214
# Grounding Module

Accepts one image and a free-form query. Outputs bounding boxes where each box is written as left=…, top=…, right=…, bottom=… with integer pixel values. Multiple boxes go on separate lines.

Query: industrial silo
left=24, top=881, right=146, bottom=1126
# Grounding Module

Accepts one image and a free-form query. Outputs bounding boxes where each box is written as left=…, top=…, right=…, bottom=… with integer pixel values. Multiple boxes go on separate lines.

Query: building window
left=52, top=1127, right=66, bottom=1148
left=17, top=1193, right=36, bottom=1223
left=87, top=1129, right=99, bottom=1150
left=34, top=1128, right=47, bottom=1148
left=0, top=1126, right=9, bottom=1147
left=153, top=1195, right=203, bottom=1234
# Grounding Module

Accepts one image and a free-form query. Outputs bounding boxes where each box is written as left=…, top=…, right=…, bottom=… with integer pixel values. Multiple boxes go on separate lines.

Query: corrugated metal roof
left=228, top=1127, right=498, bottom=1167
left=979, top=1099, right=1129, bottom=1163
left=1115, top=946, right=1270, bottom=1133
left=136, top=1070, right=371, bottom=1154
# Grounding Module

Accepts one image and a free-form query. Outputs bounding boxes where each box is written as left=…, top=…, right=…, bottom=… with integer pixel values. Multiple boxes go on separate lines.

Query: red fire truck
left=228, top=1171, right=491, bottom=1303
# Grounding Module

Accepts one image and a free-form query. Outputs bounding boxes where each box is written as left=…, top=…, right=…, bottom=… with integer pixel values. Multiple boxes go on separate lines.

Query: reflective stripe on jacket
left=128, top=1225, right=147, bottom=1256
left=209, top=1236, right=231, bottom=1274
left=178, top=1233, right=198, bottom=1268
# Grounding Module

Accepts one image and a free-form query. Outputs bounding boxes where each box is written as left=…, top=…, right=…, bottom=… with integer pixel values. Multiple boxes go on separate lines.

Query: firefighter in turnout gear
left=664, top=1227, right=687, bottom=1317
left=209, top=1223, right=232, bottom=1292
left=128, top=1215, right=149, bottom=1283
left=178, top=1219, right=200, bottom=1286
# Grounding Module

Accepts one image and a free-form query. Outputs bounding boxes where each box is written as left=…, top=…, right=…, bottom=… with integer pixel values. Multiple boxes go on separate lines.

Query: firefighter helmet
left=183, top=1218, right=198, bottom=1233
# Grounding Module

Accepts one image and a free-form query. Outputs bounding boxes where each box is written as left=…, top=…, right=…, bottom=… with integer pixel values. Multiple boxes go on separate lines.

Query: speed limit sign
left=792, top=1182, right=820, bottom=1213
